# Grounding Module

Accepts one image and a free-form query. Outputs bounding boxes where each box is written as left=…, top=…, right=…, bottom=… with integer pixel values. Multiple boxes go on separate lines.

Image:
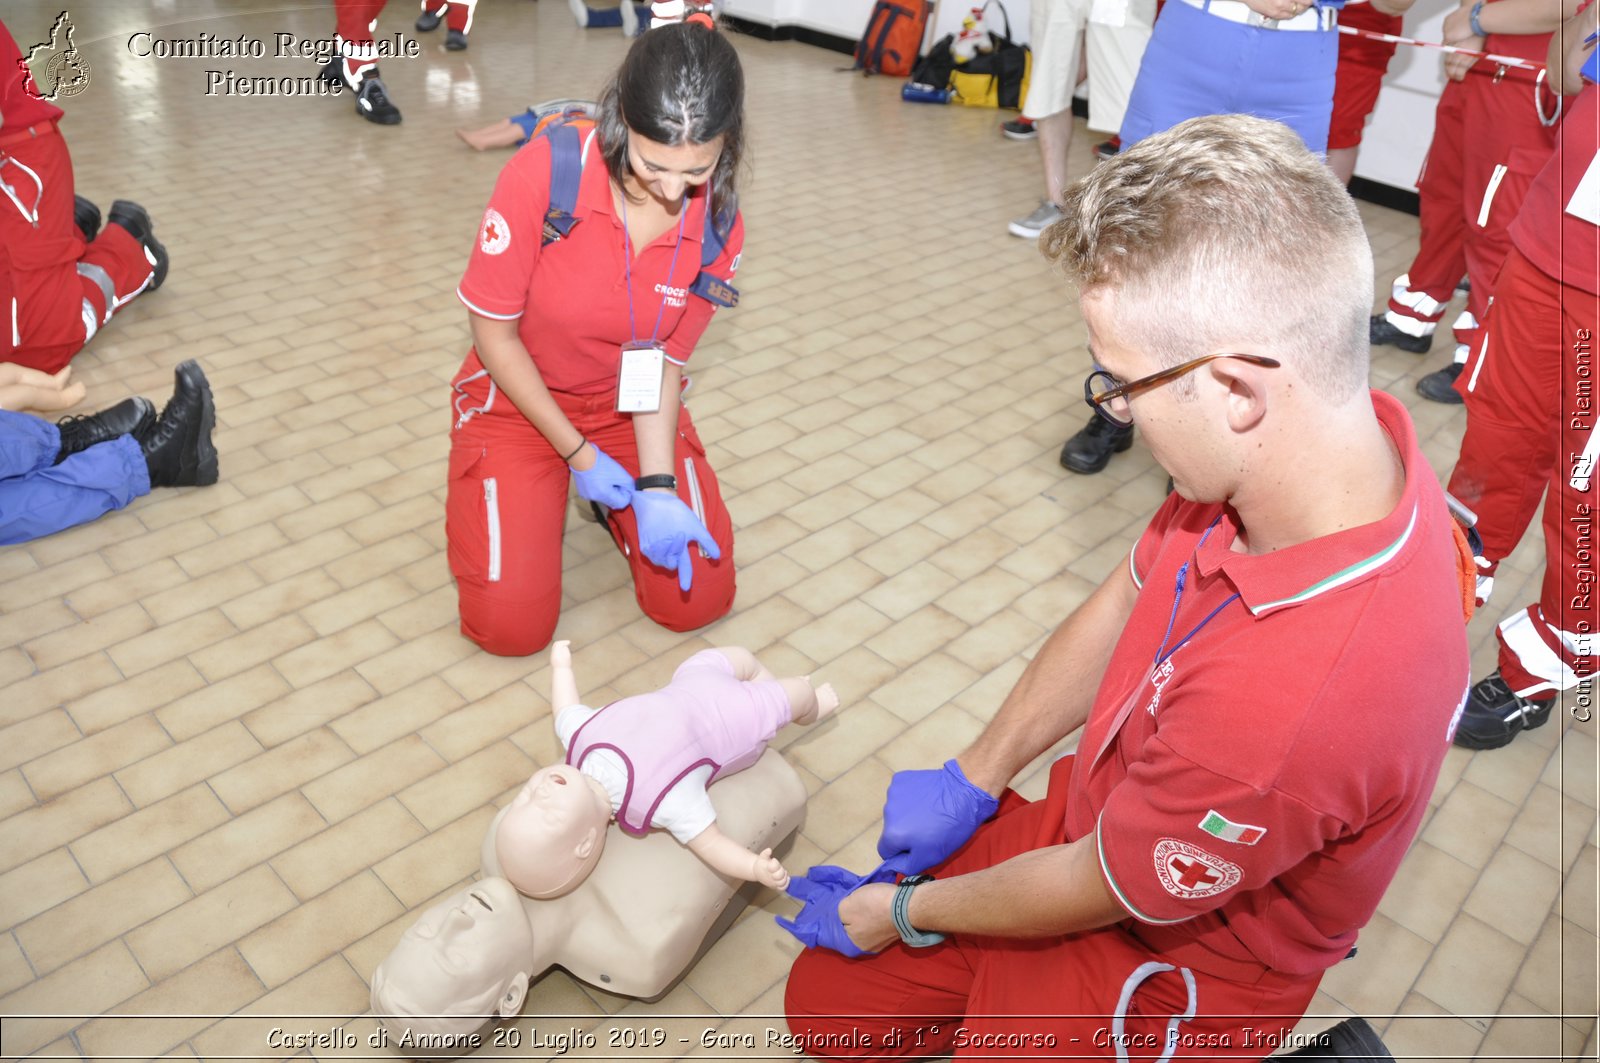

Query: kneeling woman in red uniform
left=447, top=21, right=743, bottom=657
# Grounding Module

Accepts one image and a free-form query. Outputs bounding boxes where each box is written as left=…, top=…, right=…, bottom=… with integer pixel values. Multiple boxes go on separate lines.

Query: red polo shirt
left=1511, top=84, right=1599, bottom=297
left=1062, top=391, right=1470, bottom=977
left=456, top=130, right=744, bottom=395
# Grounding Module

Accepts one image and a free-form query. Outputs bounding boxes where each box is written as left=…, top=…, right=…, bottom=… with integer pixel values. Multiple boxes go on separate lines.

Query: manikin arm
left=551, top=640, right=581, bottom=713
left=686, top=823, right=789, bottom=889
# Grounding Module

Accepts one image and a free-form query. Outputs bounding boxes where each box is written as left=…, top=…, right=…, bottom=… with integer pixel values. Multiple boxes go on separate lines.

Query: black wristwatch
left=891, top=874, right=945, bottom=948
left=635, top=474, right=677, bottom=492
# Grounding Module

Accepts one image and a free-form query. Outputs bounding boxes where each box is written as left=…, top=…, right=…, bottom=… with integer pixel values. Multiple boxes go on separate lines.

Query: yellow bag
left=947, top=0, right=1030, bottom=109
left=949, top=46, right=1030, bottom=108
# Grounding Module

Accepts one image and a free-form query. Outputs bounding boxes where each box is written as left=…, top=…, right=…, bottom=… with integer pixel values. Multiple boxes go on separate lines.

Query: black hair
left=596, top=22, right=744, bottom=237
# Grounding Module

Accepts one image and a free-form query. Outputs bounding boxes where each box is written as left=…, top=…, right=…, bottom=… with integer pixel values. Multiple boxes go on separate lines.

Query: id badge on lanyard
left=617, top=196, right=688, bottom=414
left=616, top=341, right=665, bottom=413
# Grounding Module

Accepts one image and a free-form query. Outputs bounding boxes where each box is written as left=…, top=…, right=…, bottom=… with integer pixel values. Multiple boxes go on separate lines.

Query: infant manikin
left=496, top=641, right=839, bottom=897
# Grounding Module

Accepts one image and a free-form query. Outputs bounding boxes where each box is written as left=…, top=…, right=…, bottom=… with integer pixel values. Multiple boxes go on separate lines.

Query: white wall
left=723, top=0, right=1441, bottom=193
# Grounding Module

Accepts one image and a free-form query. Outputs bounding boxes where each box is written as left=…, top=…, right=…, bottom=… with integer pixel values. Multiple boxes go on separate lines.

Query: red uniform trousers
left=1387, top=55, right=1558, bottom=361
left=335, top=0, right=389, bottom=78
left=1450, top=249, right=1600, bottom=697
left=785, top=758, right=1321, bottom=1062
left=1452, top=57, right=1560, bottom=369
left=1327, top=5, right=1400, bottom=151
left=418, top=0, right=477, bottom=32
left=445, top=361, right=736, bottom=657
left=1384, top=79, right=1468, bottom=344
left=0, top=124, right=154, bottom=373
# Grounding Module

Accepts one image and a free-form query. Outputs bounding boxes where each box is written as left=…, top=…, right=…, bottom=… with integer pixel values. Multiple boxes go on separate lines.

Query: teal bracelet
left=1468, top=1, right=1485, bottom=37
left=891, top=874, right=946, bottom=948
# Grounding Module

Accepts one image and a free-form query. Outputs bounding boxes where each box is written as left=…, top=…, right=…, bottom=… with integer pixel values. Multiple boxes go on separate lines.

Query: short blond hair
left=1041, top=114, right=1373, bottom=401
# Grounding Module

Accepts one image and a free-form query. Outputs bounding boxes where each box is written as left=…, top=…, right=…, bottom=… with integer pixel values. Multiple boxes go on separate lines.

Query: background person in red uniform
left=1326, top=0, right=1404, bottom=184
left=414, top=0, right=478, bottom=50
left=0, top=19, right=167, bottom=376
left=780, top=115, right=1471, bottom=1059
left=1448, top=1, right=1600, bottom=748
left=446, top=21, right=743, bottom=657
left=316, top=0, right=403, bottom=124
left=1371, top=0, right=1577, bottom=405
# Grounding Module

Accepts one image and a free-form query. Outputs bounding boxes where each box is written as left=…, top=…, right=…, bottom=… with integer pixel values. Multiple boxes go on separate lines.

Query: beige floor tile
left=1412, top=912, right=1526, bottom=1028
left=1376, top=841, right=1479, bottom=945
left=1377, top=991, right=1487, bottom=1061
left=1420, top=779, right=1520, bottom=871
left=15, top=858, right=190, bottom=976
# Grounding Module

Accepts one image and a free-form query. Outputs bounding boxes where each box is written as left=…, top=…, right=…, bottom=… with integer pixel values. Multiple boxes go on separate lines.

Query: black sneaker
left=1453, top=670, right=1556, bottom=750
left=1455, top=275, right=1471, bottom=299
left=1369, top=314, right=1432, bottom=354
left=354, top=69, right=402, bottom=125
left=1093, top=136, right=1121, bottom=160
left=107, top=199, right=168, bottom=291
left=54, top=397, right=156, bottom=464
left=1060, top=416, right=1134, bottom=475
left=143, top=361, right=219, bottom=488
left=317, top=57, right=345, bottom=90
left=1001, top=117, right=1036, bottom=141
left=74, top=194, right=101, bottom=242
left=445, top=28, right=468, bottom=50
left=1417, top=362, right=1465, bottom=404
left=416, top=5, right=445, bottom=30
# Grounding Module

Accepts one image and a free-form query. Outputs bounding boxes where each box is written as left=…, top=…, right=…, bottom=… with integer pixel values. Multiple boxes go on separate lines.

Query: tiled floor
left=1, top=1, right=1596, bottom=1059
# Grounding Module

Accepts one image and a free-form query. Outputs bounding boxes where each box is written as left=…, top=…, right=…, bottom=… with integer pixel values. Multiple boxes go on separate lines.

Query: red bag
left=853, top=0, right=932, bottom=77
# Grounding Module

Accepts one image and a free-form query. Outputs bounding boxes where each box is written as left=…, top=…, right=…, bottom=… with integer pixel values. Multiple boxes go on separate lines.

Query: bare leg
left=711, top=646, right=776, bottom=683
left=455, top=118, right=528, bottom=151
left=551, top=640, right=581, bottom=712
left=1037, top=107, right=1076, bottom=203
left=782, top=677, right=839, bottom=725
left=1326, top=146, right=1358, bottom=186
left=0, top=379, right=87, bottom=414
left=0, top=364, right=72, bottom=390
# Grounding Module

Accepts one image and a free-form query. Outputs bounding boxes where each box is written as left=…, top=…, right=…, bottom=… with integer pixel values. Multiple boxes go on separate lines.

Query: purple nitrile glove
left=876, top=759, right=1000, bottom=876
left=774, top=863, right=898, bottom=957
left=630, top=488, right=720, bottom=592
left=570, top=443, right=633, bottom=510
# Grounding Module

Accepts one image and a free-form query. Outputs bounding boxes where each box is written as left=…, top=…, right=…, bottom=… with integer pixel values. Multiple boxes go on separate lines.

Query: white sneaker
left=568, top=0, right=589, bottom=25
left=1008, top=200, right=1063, bottom=239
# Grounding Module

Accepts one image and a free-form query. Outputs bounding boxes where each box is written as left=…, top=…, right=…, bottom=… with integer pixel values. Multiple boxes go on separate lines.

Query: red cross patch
left=480, top=208, right=511, bottom=255
left=1152, top=838, right=1241, bottom=900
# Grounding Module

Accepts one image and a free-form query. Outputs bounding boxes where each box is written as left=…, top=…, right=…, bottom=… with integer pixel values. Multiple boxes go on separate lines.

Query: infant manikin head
left=495, top=763, right=613, bottom=898
left=370, top=878, right=535, bottom=1049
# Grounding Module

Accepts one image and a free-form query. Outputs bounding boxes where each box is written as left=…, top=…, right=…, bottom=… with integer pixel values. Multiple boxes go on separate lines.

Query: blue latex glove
left=877, top=759, right=1000, bottom=876
left=774, top=863, right=898, bottom=957
left=631, top=488, right=720, bottom=592
left=570, top=444, right=633, bottom=511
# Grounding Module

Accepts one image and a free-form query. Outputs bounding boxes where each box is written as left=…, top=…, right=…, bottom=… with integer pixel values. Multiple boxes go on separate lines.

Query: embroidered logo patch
left=1198, top=810, right=1266, bottom=846
left=480, top=209, right=511, bottom=255
left=1153, top=838, right=1242, bottom=899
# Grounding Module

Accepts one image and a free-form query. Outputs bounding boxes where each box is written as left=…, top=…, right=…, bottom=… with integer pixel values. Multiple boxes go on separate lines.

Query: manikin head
left=495, top=763, right=613, bottom=898
left=369, top=878, right=535, bottom=1052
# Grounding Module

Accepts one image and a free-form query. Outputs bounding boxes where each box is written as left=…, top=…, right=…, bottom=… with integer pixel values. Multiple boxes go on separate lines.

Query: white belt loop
left=1111, top=961, right=1199, bottom=1063
left=0, top=154, right=45, bottom=228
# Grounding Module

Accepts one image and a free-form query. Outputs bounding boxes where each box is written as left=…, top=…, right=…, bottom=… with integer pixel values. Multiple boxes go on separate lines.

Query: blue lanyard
left=1153, top=517, right=1241, bottom=667
left=619, top=194, right=688, bottom=346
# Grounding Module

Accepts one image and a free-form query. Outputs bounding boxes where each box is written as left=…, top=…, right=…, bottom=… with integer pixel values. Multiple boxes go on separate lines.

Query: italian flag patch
left=1198, top=810, right=1266, bottom=846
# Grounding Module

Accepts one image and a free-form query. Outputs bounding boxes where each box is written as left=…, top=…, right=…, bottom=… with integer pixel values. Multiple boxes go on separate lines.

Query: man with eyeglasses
left=783, top=114, right=1471, bottom=1058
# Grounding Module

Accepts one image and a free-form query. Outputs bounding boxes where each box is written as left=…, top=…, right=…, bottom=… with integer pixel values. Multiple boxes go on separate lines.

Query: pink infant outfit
left=564, top=649, right=796, bottom=837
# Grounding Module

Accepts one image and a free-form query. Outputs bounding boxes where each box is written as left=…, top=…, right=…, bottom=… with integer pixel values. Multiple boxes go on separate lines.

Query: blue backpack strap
left=542, top=122, right=585, bottom=244
left=690, top=206, right=739, bottom=308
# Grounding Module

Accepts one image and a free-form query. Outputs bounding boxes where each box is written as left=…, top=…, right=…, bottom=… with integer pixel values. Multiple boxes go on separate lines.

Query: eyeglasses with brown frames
left=1083, top=353, right=1282, bottom=428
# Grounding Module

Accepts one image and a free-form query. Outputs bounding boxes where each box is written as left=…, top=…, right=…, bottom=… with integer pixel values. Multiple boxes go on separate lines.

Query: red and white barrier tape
left=1335, top=20, right=1545, bottom=71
